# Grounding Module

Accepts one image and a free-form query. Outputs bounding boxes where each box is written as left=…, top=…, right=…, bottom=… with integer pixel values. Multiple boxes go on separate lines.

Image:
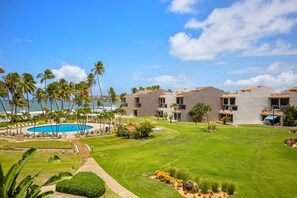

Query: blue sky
left=1, top=0, right=297, bottom=95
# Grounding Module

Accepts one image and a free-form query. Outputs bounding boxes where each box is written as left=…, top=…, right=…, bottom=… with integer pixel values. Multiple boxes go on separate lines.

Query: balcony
left=159, top=104, right=167, bottom=108
left=179, top=105, right=186, bottom=110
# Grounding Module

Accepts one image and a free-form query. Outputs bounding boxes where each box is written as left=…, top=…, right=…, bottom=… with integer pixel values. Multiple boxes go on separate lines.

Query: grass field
left=0, top=139, right=119, bottom=197
left=82, top=117, right=297, bottom=198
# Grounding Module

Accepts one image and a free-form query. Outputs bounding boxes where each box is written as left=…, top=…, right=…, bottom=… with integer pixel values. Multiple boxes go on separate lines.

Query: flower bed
left=152, top=169, right=236, bottom=198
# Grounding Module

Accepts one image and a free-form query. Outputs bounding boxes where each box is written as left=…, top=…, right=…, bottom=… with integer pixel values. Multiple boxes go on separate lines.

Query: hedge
left=56, top=172, right=105, bottom=197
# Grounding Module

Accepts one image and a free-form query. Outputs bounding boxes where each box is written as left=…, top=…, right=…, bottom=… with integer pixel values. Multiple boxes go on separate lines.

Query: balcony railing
left=159, top=104, right=167, bottom=108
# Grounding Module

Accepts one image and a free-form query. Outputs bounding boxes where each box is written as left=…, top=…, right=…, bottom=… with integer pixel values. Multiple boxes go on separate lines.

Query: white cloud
left=147, top=74, right=194, bottom=89
left=52, top=65, right=87, bottom=83
left=231, top=61, right=293, bottom=74
left=168, top=0, right=199, bottom=14
left=170, top=0, right=297, bottom=60
left=13, top=38, right=32, bottom=43
left=224, top=62, right=297, bottom=91
left=243, top=39, right=297, bottom=56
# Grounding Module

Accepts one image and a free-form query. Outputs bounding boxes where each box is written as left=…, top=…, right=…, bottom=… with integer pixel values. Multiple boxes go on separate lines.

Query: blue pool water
left=27, top=124, right=93, bottom=133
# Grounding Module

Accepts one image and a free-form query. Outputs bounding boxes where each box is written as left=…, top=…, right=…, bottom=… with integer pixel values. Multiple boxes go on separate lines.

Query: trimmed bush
left=221, top=181, right=228, bottom=192
left=228, top=183, right=235, bottom=195
left=199, top=180, right=209, bottom=194
left=164, top=167, right=178, bottom=178
left=176, top=169, right=191, bottom=181
left=56, top=172, right=105, bottom=198
left=211, top=181, right=219, bottom=193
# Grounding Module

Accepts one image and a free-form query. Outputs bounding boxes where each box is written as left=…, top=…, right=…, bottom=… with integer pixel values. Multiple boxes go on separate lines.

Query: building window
left=230, top=98, right=236, bottom=105
left=271, top=98, right=279, bottom=106
left=223, top=98, right=228, bottom=105
left=232, top=106, right=238, bottom=111
left=280, top=98, right=289, bottom=106
left=177, top=97, right=184, bottom=104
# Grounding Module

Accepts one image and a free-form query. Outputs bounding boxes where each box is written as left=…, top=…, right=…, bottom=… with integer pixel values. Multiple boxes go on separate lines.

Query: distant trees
left=130, top=85, right=161, bottom=93
left=92, top=61, right=105, bottom=98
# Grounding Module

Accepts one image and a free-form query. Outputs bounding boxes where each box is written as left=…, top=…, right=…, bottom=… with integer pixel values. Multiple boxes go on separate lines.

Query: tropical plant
left=188, top=103, right=212, bottom=127
left=0, top=148, right=60, bottom=198
left=21, top=73, right=36, bottom=113
left=221, top=116, right=231, bottom=124
left=283, top=104, right=297, bottom=126
left=34, top=88, right=46, bottom=114
left=0, top=80, right=8, bottom=116
left=92, top=61, right=105, bottom=98
left=36, top=69, right=55, bottom=90
left=108, top=87, right=117, bottom=111
left=131, top=87, right=138, bottom=94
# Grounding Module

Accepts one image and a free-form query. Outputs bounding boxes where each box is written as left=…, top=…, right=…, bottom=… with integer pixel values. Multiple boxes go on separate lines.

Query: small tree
left=169, top=114, right=173, bottom=123
left=221, top=116, right=231, bottom=124
left=188, top=103, right=212, bottom=126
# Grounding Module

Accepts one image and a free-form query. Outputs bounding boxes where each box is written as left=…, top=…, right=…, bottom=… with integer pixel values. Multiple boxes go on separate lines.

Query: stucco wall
left=180, top=87, right=225, bottom=122
left=232, top=87, right=274, bottom=124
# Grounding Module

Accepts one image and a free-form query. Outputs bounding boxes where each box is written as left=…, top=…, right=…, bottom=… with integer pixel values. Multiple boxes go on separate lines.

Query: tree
left=283, top=105, right=297, bottom=126
left=188, top=103, right=212, bottom=126
left=131, top=87, right=138, bottom=94
left=21, top=73, right=36, bottom=113
left=34, top=88, right=46, bottom=114
left=108, top=87, right=117, bottom=111
left=36, top=69, right=55, bottom=90
left=92, top=61, right=105, bottom=98
left=3, top=72, right=21, bottom=114
left=0, top=80, right=8, bottom=116
left=87, top=73, right=96, bottom=112
left=115, top=105, right=126, bottom=125
left=221, top=116, right=231, bottom=125
left=0, top=148, right=60, bottom=198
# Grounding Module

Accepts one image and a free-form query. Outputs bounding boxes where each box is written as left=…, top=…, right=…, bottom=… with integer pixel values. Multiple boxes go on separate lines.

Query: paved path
left=42, top=139, right=138, bottom=198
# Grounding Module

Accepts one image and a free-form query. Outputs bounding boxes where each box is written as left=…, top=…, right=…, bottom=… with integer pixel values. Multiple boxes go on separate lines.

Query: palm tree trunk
left=96, top=75, right=103, bottom=98
left=90, top=87, right=95, bottom=112
left=26, top=92, right=30, bottom=113
left=0, top=100, right=8, bottom=116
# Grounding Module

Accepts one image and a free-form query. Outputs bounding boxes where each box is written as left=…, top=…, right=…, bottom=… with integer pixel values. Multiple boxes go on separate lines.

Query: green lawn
left=0, top=138, right=120, bottom=197
left=82, top=117, right=297, bottom=198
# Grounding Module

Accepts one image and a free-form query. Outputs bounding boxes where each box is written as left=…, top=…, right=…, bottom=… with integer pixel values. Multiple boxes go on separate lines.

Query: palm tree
left=37, top=69, right=55, bottom=90
left=131, top=87, right=138, bottom=93
left=3, top=72, right=20, bottom=114
left=202, top=104, right=212, bottom=130
left=92, top=61, right=105, bottom=98
left=108, top=87, right=117, bottom=111
left=87, top=73, right=96, bottom=112
left=34, top=88, right=46, bottom=114
left=58, top=78, right=70, bottom=110
left=21, top=73, right=36, bottom=113
left=115, top=104, right=126, bottom=125
left=46, top=82, right=59, bottom=110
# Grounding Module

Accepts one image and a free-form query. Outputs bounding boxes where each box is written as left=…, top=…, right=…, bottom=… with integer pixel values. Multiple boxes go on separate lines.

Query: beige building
left=219, top=86, right=274, bottom=124
left=124, top=89, right=164, bottom=116
left=261, top=87, right=297, bottom=125
left=156, top=87, right=224, bottom=122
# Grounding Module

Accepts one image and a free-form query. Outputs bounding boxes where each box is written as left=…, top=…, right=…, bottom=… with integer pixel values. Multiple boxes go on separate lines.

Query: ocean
left=0, top=100, right=120, bottom=113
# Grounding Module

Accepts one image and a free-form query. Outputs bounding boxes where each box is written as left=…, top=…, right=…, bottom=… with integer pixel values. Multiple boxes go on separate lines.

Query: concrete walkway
left=43, top=139, right=139, bottom=198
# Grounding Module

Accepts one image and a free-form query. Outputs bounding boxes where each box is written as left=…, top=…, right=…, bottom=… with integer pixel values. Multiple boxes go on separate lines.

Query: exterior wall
left=180, top=87, right=225, bottom=122
left=158, top=93, right=176, bottom=116
left=124, top=93, right=135, bottom=116
left=232, top=87, right=274, bottom=124
left=288, top=94, right=297, bottom=106
left=138, top=90, right=164, bottom=116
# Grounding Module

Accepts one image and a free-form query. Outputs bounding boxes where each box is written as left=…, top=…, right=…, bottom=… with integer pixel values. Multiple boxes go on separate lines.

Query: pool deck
left=4, top=123, right=111, bottom=139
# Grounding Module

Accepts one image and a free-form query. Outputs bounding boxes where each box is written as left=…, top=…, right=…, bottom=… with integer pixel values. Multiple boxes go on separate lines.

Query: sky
left=1, top=0, right=297, bottom=95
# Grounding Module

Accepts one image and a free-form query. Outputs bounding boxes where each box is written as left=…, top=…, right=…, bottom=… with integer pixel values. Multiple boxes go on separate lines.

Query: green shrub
left=56, top=172, right=105, bottom=198
left=136, top=121, right=153, bottom=138
left=211, top=181, right=219, bottom=193
left=176, top=169, right=191, bottom=181
left=199, top=180, right=209, bottom=194
left=164, top=167, right=178, bottom=178
left=221, top=181, right=228, bottom=192
left=228, top=183, right=235, bottom=195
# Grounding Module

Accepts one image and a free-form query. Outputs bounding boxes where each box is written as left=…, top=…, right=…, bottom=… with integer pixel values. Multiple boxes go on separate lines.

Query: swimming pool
left=27, top=124, right=93, bottom=133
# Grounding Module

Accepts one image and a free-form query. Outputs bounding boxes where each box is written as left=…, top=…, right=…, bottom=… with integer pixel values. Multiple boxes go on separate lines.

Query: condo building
left=219, top=86, right=274, bottom=124
left=124, top=89, right=164, bottom=116
left=261, top=87, right=297, bottom=125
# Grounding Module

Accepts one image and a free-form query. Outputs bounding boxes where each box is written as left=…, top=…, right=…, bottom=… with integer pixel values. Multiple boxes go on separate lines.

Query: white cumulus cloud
left=52, top=65, right=87, bottom=83
left=147, top=74, right=194, bottom=89
left=224, top=62, right=297, bottom=91
left=170, top=0, right=297, bottom=60
left=168, top=0, right=199, bottom=14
